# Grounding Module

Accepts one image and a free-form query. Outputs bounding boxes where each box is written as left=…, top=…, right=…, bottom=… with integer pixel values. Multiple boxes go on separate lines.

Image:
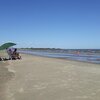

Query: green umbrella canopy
left=0, top=42, right=16, bottom=50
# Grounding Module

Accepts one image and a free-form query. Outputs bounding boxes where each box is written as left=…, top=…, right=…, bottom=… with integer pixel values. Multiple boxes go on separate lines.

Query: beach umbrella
left=0, top=42, right=16, bottom=50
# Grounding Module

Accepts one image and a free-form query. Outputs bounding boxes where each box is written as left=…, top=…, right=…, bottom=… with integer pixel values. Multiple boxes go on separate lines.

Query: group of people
left=6, top=48, right=21, bottom=60
left=0, top=48, right=21, bottom=61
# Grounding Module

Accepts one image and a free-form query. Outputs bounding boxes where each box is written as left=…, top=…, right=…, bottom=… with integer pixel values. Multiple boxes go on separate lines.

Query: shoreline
left=0, top=53, right=100, bottom=100
left=20, top=52, right=100, bottom=65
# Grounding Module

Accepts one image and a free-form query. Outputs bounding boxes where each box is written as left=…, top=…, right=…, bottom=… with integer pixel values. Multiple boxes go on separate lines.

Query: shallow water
left=19, top=50, right=100, bottom=64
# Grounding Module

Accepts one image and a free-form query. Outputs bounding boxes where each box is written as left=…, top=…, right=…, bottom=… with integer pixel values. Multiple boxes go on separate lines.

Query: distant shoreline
left=19, top=48, right=100, bottom=53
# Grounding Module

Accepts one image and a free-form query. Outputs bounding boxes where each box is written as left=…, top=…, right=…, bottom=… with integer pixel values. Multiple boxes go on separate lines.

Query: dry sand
left=0, top=51, right=14, bottom=100
left=0, top=52, right=100, bottom=100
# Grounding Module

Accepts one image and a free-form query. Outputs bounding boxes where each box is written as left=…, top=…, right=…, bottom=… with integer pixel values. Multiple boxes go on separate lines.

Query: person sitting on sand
left=12, top=48, right=21, bottom=59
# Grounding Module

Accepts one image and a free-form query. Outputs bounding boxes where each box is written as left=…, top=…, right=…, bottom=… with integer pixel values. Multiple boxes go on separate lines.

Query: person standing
left=6, top=48, right=13, bottom=60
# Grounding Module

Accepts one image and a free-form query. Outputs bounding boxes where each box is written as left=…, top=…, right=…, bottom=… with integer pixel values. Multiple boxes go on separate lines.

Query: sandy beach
left=0, top=51, right=14, bottom=100
left=0, top=52, right=100, bottom=100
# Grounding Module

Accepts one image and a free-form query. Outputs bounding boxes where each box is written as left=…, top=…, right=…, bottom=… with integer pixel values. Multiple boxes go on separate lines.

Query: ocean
left=19, top=49, right=100, bottom=64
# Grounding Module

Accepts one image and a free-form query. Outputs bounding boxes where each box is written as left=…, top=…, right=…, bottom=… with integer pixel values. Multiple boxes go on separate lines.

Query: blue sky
left=0, top=0, right=100, bottom=49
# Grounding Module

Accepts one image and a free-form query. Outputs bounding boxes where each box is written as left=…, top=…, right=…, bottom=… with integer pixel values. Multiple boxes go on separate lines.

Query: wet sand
left=0, top=53, right=100, bottom=100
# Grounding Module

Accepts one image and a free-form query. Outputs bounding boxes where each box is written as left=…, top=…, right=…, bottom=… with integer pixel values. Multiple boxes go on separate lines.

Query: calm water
left=19, top=50, right=100, bottom=64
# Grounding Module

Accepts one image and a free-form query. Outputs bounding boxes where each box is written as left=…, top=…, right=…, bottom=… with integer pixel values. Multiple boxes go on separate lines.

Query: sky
left=0, top=0, right=100, bottom=49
